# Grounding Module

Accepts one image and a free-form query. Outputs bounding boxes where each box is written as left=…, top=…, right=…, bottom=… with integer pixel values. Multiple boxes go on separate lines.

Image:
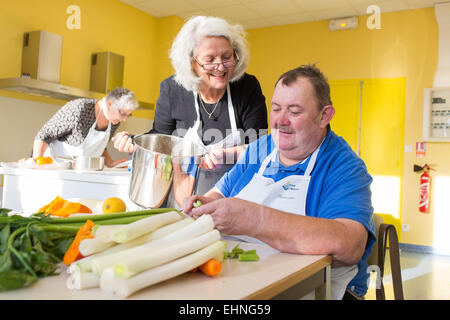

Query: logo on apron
left=282, top=181, right=299, bottom=191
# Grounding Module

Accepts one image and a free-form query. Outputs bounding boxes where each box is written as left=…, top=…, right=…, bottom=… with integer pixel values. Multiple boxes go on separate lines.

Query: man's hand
left=182, top=194, right=217, bottom=216
left=184, top=197, right=264, bottom=236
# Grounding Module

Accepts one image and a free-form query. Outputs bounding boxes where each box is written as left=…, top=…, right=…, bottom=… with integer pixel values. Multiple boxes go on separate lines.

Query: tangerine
left=44, top=157, right=53, bottom=164
left=35, top=156, right=46, bottom=165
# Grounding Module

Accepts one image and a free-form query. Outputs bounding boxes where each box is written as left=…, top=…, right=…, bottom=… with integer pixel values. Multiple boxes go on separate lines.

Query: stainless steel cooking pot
left=55, top=155, right=105, bottom=171
left=129, top=133, right=205, bottom=208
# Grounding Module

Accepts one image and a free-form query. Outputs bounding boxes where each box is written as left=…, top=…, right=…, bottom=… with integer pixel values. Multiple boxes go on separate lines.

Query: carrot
left=63, top=219, right=95, bottom=266
left=198, top=258, right=221, bottom=277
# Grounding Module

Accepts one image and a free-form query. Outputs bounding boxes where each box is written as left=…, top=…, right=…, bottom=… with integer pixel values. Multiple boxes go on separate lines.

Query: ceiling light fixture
left=329, top=16, right=358, bottom=31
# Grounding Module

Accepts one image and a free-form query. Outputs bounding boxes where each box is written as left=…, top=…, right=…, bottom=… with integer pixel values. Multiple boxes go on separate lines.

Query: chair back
left=367, top=213, right=384, bottom=266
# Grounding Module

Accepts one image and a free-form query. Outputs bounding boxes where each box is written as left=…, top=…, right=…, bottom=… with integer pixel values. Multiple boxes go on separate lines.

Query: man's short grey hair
left=169, top=16, right=250, bottom=92
left=106, top=87, right=139, bottom=111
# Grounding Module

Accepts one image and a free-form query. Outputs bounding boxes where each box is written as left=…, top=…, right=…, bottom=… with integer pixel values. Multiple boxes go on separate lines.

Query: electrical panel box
left=89, top=52, right=124, bottom=94
left=423, top=87, right=450, bottom=141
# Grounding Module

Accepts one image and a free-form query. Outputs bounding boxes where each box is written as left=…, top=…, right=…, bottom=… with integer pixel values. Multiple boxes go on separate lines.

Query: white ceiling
left=120, top=0, right=444, bottom=29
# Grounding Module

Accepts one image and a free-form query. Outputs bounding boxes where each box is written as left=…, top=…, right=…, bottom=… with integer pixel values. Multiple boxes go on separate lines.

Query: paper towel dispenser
left=90, top=52, right=124, bottom=94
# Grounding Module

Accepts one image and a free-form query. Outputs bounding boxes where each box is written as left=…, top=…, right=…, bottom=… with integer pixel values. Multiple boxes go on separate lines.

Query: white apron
left=187, top=84, right=240, bottom=194
left=185, top=84, right=238, bottom=145
left=46, top=99, right=111, bottom=159
left=232, top=144, right=358, bottom=300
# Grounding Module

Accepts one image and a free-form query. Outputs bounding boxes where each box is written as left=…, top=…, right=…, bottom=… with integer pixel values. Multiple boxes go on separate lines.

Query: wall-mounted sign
left=416, top=141, right=426, bottom=157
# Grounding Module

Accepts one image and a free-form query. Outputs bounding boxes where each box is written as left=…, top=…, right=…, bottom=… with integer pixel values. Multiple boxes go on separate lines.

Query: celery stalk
left=46, top=208, right=181, bottom=224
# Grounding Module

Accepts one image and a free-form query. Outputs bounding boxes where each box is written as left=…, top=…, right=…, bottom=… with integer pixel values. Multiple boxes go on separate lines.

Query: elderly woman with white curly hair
left=113, top=16, right=268, bottom=204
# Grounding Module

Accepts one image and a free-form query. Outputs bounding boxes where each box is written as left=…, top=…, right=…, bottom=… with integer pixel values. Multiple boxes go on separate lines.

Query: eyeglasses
left=194, top=53, right=239, bottom=71
left=118, top=109, right=132, bottom=118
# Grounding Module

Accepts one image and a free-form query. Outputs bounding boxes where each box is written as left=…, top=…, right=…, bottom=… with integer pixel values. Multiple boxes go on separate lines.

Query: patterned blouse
left=36, top=98, right=120, bottom=146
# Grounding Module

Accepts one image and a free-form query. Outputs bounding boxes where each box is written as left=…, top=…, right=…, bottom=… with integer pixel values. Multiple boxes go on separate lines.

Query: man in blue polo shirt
left=183, top=65, right=375, bottom=300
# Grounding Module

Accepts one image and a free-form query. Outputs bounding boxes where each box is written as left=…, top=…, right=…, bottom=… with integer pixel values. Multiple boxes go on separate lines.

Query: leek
left=72, top=217, right=194, bottom=273
left=94, top=225, right=124, bottom=243
left=106, top=240, right=226, bottom=298
left=99, top=268, right=116, bottom=294
left=79, top=238, right=115, bottom=256
left=66, top=271, right=99, bottom=290
left=113, top=229, right=221, bottom=278
left=110, top=211, right=182, bottom=243
left=90, top=214, right=214, bottom=275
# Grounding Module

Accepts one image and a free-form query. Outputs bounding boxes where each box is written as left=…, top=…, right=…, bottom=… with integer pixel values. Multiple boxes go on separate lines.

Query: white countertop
left=0, top=166, right=131, bottom=184
left=0, top=240, right=331, bottom=300
left=0, top=166, right=136, bottom=214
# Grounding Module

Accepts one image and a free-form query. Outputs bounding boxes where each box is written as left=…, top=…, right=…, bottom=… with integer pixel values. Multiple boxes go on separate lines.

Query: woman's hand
left=198, top=145, right=247, bottom=170
left=112, top=131, right=136, bottom=153
left=106, top=158, right=128, bottom=168
left=198, top=149, right=224, bottom=170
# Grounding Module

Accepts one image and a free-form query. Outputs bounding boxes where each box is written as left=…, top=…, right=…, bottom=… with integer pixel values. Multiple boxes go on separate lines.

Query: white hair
left=169, top=16, right=250, bottom=92
left=106, top=87, right=139, bottom=111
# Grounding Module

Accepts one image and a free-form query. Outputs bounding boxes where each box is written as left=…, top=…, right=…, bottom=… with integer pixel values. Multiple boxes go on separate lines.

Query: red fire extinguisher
left=414, top=164, right=433, bottom=213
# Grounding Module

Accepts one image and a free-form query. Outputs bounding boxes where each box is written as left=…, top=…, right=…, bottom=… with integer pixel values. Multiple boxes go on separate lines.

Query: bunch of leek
left=66, top=213, right=226, bottom=298
left=0, top=207, right=176, bottom=292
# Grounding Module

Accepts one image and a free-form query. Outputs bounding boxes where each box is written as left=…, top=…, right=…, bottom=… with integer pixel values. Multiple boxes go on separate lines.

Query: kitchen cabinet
left=0, top=166, right=141, bottom=214
left=330, top=78, right=406, bottom=234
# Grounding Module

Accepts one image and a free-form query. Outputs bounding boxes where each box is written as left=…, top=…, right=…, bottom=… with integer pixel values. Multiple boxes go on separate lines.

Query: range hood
left=0, top=30, right=153, bottom=109
left=0, top=77, right=102, bottom=101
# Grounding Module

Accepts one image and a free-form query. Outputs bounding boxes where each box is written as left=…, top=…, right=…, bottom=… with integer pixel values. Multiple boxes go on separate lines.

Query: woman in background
left=32, top=87, right=138, bottom=167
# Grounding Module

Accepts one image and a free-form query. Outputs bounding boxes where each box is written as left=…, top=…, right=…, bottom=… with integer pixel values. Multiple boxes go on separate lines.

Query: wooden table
left=0, top=240, right=331, bottom=300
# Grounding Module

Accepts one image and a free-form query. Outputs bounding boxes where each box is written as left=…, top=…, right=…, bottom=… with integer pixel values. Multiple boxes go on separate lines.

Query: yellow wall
left=0, top=0, right=163, bottom=161
left=0, top=0, right=159, bottom=103
left=1, top=2, right=447, bottom=248
left=246, top=8, right=445, bottom=247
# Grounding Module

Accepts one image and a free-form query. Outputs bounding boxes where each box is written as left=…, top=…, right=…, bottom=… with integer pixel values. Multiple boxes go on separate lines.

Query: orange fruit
left=35, top=156, right=46, bottom=165
left=102, top=197, right=127, bottom=214
left=44, top=157, right=53, bottom=164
